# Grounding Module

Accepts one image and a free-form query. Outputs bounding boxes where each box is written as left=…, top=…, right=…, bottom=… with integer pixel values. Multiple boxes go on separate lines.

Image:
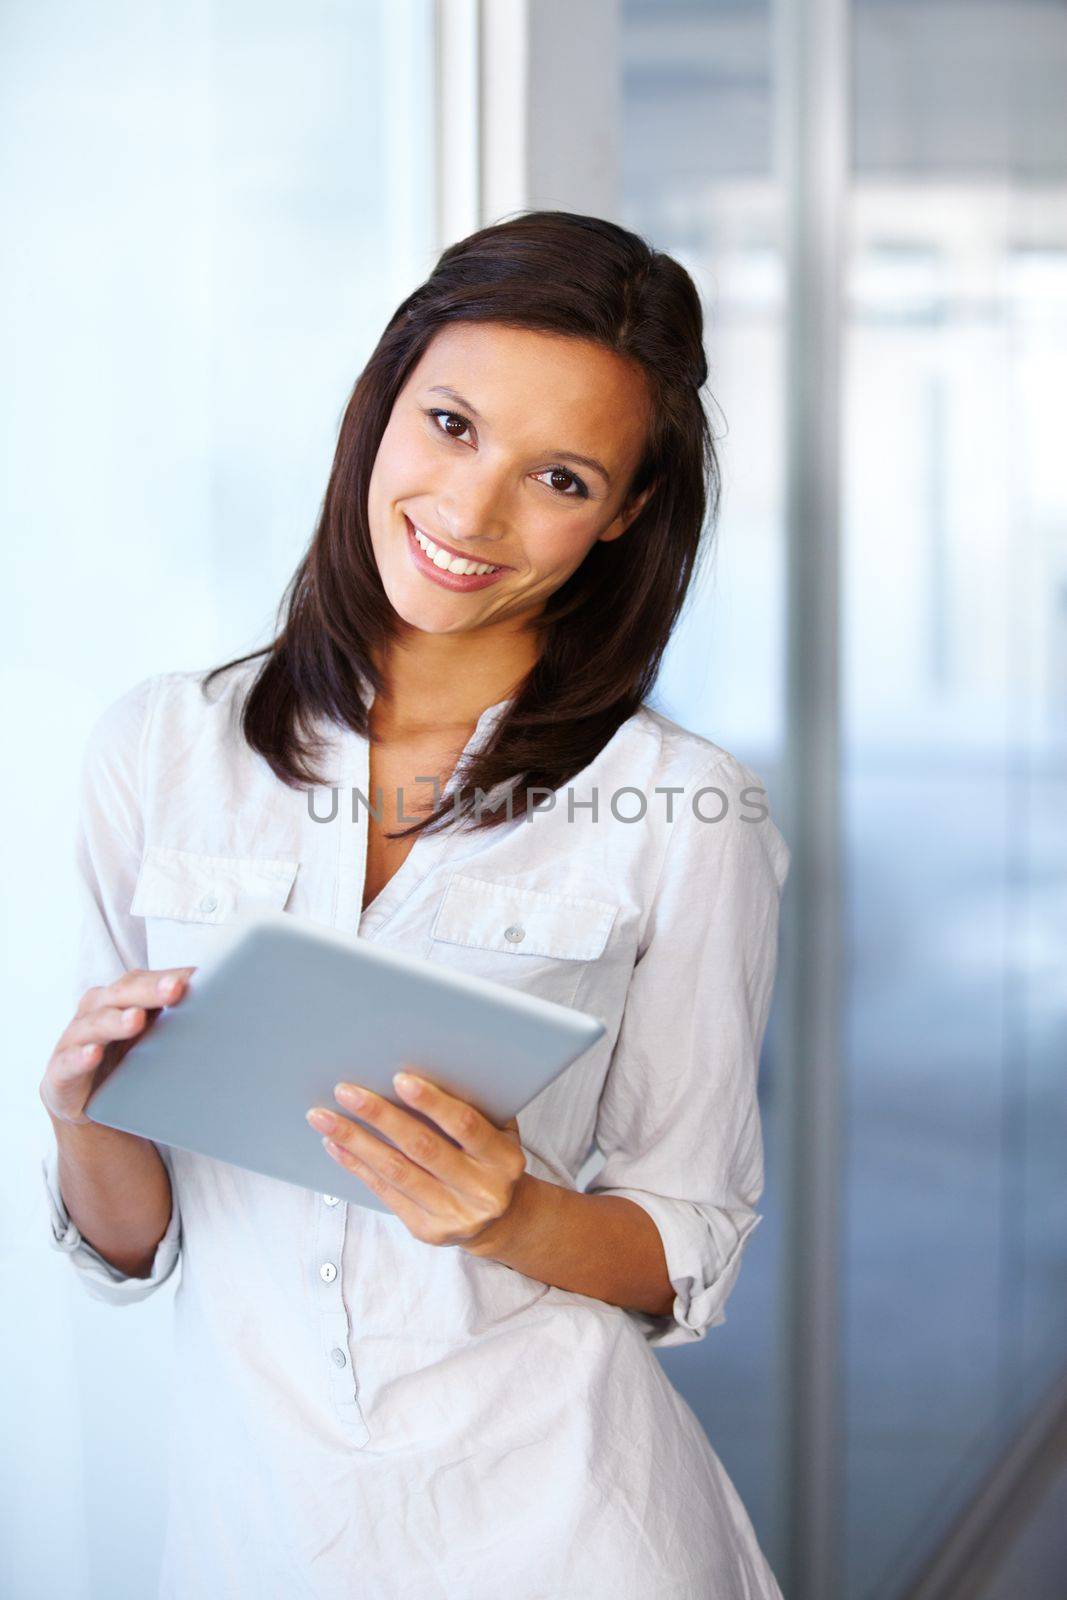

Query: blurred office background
left=2, top=2, right=1064, bottom=1597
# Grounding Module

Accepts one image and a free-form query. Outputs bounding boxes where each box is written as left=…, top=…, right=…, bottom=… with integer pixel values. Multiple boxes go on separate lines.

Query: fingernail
left=394, top=1072, right=421, bottom=1097
left=306, top=1108, right=337, bottom=1132
left=158, top=976, right=179, bottom=996
left=334, top=1083, right=366, bottom=1108
left=121, top=1007, right=140, bottom=1023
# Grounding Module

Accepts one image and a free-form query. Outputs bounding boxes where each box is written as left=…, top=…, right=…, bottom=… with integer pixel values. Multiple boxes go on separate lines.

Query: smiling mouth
left=405, top=516, right=510, bottom=577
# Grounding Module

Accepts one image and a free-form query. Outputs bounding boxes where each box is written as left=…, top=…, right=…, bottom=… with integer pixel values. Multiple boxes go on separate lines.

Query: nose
left=434, top=464, right=513, bottom=558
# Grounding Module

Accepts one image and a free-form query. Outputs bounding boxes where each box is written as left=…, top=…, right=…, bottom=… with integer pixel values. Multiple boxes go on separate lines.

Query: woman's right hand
left=40, top=968, right=197, bottom=1127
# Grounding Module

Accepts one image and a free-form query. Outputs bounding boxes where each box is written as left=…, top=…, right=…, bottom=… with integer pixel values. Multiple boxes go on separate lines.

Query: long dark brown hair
left=202, top=209, right=720, bottom=840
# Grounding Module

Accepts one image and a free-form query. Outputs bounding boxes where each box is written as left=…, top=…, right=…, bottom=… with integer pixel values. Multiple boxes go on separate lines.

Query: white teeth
left=411, top=524, right=500, bottom=577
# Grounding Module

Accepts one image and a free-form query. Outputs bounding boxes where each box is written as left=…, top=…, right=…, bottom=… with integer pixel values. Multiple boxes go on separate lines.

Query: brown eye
left=533, top=465, right=589, bottom=499
left=428, top=408, right=589, bottom=500
left=429, top=409, right=472, bottom=443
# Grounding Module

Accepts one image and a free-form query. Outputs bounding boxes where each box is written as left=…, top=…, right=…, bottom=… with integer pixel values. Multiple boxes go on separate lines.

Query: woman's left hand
left=305, top=1070, right=528, bottom=1252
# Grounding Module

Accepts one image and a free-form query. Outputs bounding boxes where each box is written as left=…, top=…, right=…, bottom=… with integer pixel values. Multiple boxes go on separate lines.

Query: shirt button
left=319, top=1262, right=338, bottom=1283
left=330, top=1347, right=347, bottom=1368
left=504, top=924, right=525, bottom=943
left=322, top=1194, right=340, bottom=1207
left=198, top=892, right=219, bottom=914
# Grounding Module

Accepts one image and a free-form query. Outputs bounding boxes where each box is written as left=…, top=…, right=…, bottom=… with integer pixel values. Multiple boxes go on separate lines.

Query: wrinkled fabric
left=42, top=660, right=790, bottom=1599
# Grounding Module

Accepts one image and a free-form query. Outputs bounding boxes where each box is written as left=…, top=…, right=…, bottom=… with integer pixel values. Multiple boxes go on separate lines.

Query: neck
left=367, top=626, right=538, bottom=736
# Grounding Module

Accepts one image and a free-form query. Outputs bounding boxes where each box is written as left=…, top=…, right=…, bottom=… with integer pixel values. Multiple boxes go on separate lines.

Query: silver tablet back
left=86, top=907, right=606, bottom=1212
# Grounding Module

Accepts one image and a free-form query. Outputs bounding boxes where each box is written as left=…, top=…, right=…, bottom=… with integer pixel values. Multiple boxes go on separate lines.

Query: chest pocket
left=425, top=872, right=617, bottom=1010
left=130, top=844, right=300, bottom=971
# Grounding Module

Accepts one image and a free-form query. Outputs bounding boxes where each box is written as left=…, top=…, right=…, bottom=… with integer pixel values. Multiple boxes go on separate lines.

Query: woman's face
left=366, top=322, right=654, bottom=638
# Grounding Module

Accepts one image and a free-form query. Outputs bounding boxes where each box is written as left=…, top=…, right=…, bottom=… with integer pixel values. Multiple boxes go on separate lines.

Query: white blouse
left=42, top=659, right=789, bottom=1599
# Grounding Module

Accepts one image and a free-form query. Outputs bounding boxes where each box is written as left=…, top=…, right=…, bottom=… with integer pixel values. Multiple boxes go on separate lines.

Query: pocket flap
left=130, top=844, right=299, bottom=923
left=429, top=874, right=616, bottom=961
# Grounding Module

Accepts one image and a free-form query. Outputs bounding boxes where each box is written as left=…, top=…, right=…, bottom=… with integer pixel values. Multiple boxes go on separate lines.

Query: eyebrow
left=425, top=385, right=612, bottom=487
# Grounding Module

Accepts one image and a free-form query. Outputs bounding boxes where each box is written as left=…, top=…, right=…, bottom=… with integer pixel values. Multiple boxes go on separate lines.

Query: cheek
left=371, top=414, right=428, bottom=493
left=368, top=437, right=402, bottom=501
left=531, top=524, right=598, bottom=576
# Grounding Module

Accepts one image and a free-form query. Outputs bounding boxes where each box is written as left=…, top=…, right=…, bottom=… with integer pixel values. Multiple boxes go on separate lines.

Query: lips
left=404, top=516, right=509, bottom=592
left=406, top=516, right=510, bottom=572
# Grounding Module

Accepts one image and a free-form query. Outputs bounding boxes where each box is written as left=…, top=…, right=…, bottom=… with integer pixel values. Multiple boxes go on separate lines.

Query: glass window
left=621, top=0, right=788, bottom=1569
left=844, top=1, right=1067, bottom=1592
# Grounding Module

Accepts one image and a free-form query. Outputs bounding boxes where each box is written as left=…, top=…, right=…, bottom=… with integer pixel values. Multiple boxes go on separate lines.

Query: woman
left=40, top=211, right=789, bottom=1599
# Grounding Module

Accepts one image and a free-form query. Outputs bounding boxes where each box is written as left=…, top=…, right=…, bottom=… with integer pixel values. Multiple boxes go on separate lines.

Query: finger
left=390, top=1071, right=513, bottom=1163
left=52, top=1037, right=107, bottom=1074
left=319, top=1124, right=448, bottom=1219
left=100, top=968, right=197, bottom=1011
left=74, top=985, right=106, bottom=1019
left=74, top=969, right=193, bottom=1025
left=321, top=1136, right=452, bottom=1243
left=329, top=1084, right=473, bottom=1189
left=46, top=1041, right=107, bottom=1098
left=65, top=1004, right=152, bottom=1051
left=47, top=1017, right=130, bottom=1091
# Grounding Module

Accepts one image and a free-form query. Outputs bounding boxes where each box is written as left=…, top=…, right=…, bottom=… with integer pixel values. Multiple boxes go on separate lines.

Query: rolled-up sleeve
left=585, top=757, right=790, bottom=1349
left=42, top=1141, right=181, bottom=1304
left=41, top=674, right=182, bottom=1304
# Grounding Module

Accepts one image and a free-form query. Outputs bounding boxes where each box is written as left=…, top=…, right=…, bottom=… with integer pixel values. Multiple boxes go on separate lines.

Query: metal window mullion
left=774, top=0, right=850, bottom=1596
left=432, top=0, right=482, bottom=252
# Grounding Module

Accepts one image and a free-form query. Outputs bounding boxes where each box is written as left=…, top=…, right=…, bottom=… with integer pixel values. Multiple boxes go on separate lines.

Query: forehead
left=405, top=322, right=651, bottom=468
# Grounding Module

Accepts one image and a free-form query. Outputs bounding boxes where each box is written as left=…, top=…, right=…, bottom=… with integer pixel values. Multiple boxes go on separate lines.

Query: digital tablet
left=85, top=905, right=606, bottom=1212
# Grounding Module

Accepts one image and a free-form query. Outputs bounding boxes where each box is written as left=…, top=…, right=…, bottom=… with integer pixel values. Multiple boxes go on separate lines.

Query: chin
left=384, top=585, right=478, bottom=635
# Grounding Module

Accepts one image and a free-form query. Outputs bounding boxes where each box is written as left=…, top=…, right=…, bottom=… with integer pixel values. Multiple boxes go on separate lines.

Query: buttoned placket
left=304, top=708, right=373, bottom=1447
left=303, top=684, right=516, bottom=1449
left=311, top=1182, right=368, bottom=1444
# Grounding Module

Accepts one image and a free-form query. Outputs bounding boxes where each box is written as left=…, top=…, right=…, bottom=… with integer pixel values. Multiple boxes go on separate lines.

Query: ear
left=596, top=478, right=658, bottom=545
